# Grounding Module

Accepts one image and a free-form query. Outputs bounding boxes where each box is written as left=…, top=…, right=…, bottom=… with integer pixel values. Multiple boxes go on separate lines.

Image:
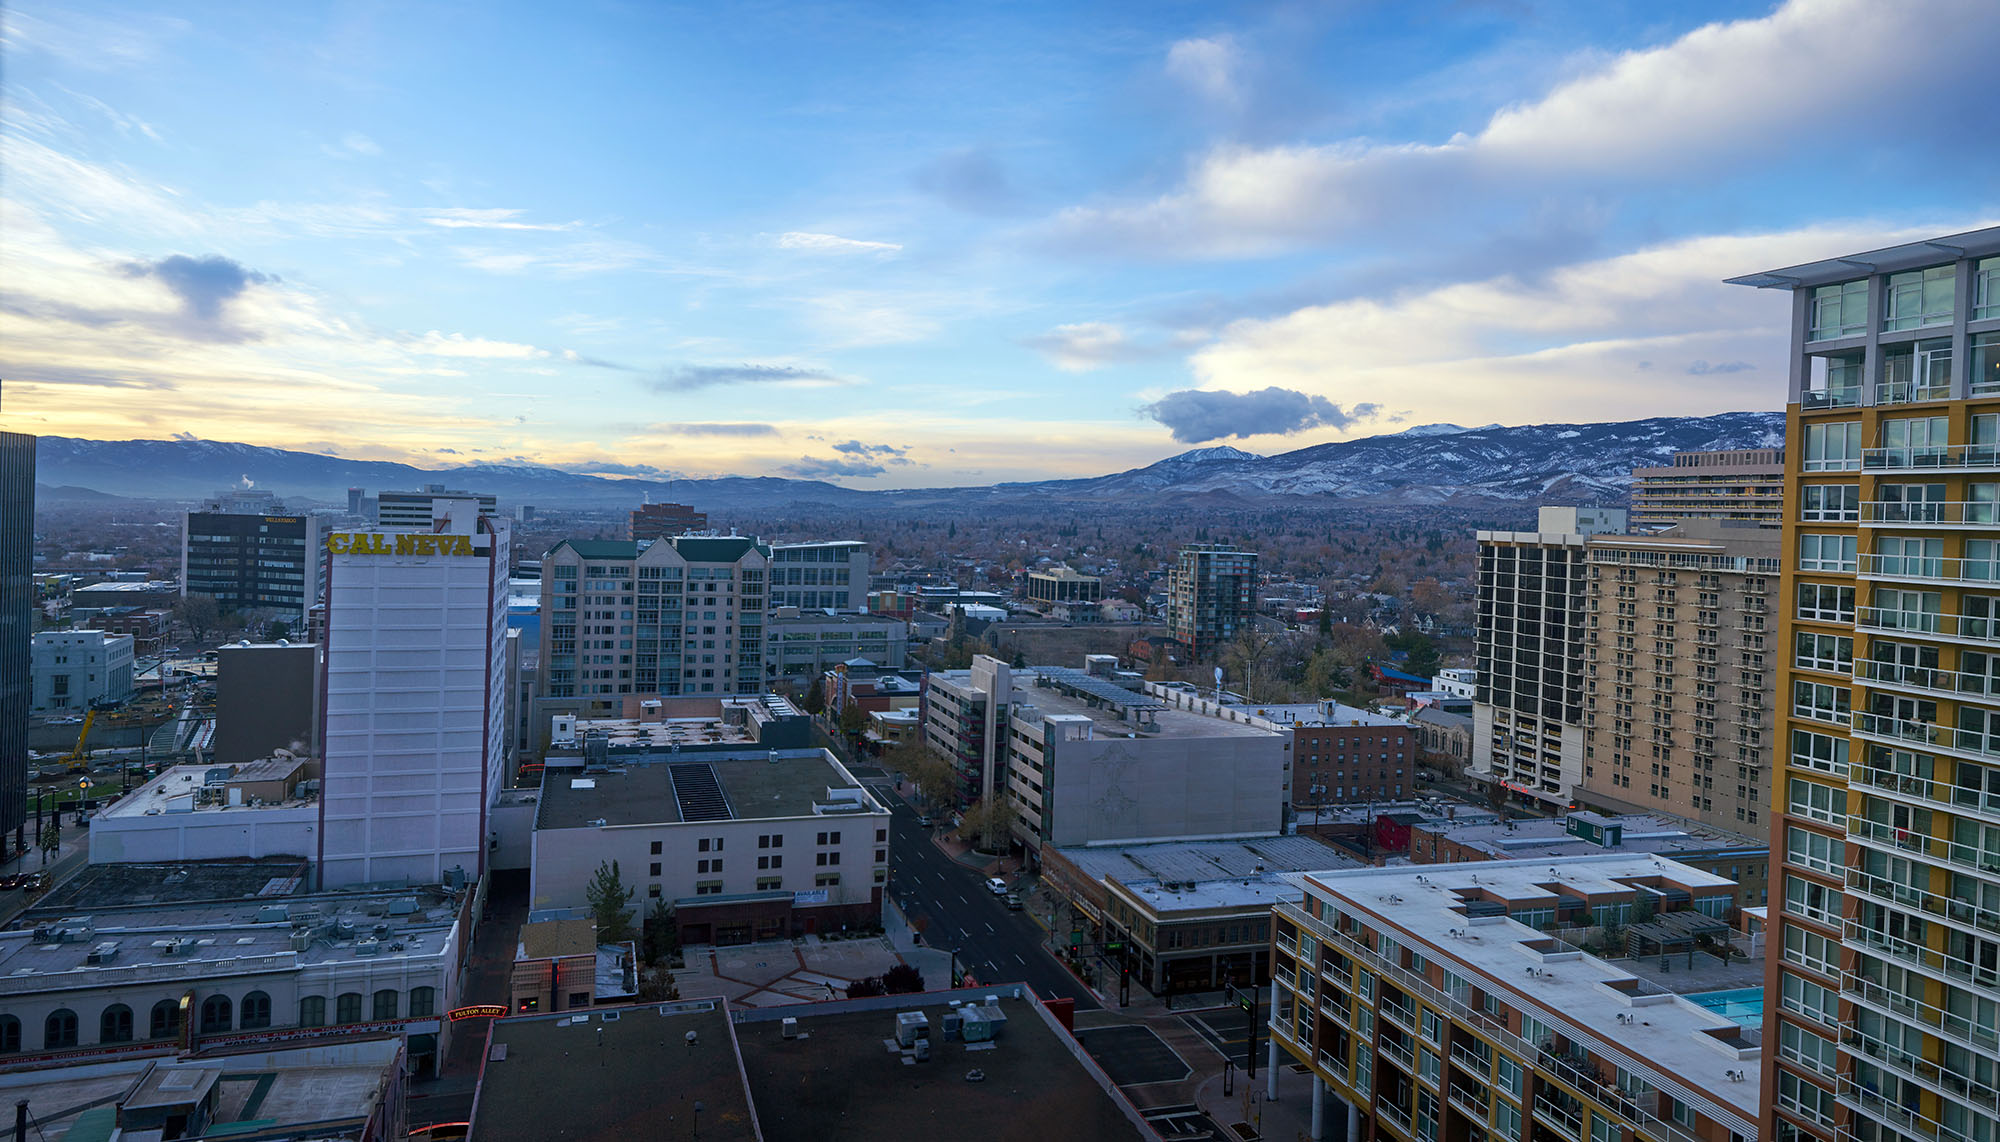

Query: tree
left=882, top=963, right=925, bottom=994
left=960, top=796, right=1018, bottom=854
left=586, top=860, right=636, bottom=946
left=173, top=594, right=221, bottom=641
left=838, top=701, right=869, bottom=740
left=846, top=976, right=887, bottom=998
left=266, top=620, right=291, bottom=641
left=642, top=897, right=676, bottom=965
left=802, top=676, right=827, bottom=717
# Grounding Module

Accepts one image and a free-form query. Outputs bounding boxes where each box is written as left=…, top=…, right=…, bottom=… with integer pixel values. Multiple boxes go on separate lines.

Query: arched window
left=149, top=1000, right=180, bottom=1040
left=299, top=996, right=326, bottom=1027
left=0, top=1016, right=17, bottom=1053
left=44, top=1009, right=79, bottom=1050
left=409, top=987, right=436, bottom=1018
left=199, top=994, right=232, bottom=1035
left=240, top=991, right=272, bottom=1030
left=373, top=989, right=399, bottom=1021
left=100, top=1004, right=134, bottom=1043
left=336, top=993, right=363, bottom=1024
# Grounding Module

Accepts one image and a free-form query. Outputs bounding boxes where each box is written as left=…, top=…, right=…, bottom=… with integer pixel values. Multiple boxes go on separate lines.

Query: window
left=1791, top=680, right=1849, bottom=723
left=1790, top=730, right=1850, bottom=776
left=0, top=1017, right=17, bottom=1054
left=336, top=993, right=363, bottom=1025
left=650, top=862, right=662, bottom=877
left=1804, top=350, right=1863, bottom=408
left=240, top=991, right=272, bottom=1029
left=1784, top=925, right=1838, bottom=975
left=1784, top=875, right=1842, bottom=926
left=152, top=999, right=182, bottom=1039
left=298, top=996, right=326, bottom=1028
left=1809, top=279, right=1867, bottom=340
left=1787, top=826, right=1841, bottom=874
left=1880, top=415, right=1950, bottom=466
left=817, top=831, right=840, bottom=845
left=1797, top=534, right=1856, bottom=573
left=100, top=1004, right=134, bottom=1043
left=1978, top=256, right=2000, bottom=321
left=650, top=841, right=663, bottom=855
left=758, top=854, right=781, bottom=869
left=1796, top=583, right=1855, bottom=623
left=816, top=851, right=840, bottom=866
left=44, top=1009, right=79, bottom=1050
left=374, top=990, right=399, bottom=1021
left=199, top=994, right=232, bottom=1035
left=1794, top=632, right=1852, bottom=674
left=815, top=873, right=841, bottom=887
left=1803, top=421, right=1861, bottom=471
left=1883, top=265, right=1955, bottom=331
left=757, top=876, right=783, bottom=890
left=1799, top=484, right=1858, bottom=522
left=1778, top=1070, right=1834, bottom=1126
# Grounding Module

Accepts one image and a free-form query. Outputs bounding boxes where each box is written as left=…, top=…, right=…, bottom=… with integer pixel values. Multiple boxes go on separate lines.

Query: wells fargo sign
left=328, top=533, right=479, bottom=557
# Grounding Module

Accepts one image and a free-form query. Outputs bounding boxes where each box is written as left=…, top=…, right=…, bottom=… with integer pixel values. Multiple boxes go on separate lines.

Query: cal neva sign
left=328, top=532, right=479, bottom=557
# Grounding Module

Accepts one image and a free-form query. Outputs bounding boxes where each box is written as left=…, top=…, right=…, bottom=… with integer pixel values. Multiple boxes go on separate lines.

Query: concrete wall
left=89, top=807, right=316, bottom=864
left=214, top=643, right=320, bottom=763
left=1045, top=733, right=1284, bottom=847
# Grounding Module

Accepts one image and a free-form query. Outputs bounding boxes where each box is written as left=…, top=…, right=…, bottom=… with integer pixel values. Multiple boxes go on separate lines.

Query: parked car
left=985, top=877, right=1008, bottom=895
left=1003, top=893, right=1023, bottom=911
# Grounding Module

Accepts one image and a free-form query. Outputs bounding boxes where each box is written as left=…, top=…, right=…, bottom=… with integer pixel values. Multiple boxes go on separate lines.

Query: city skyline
left=3, top=0, right=1996, bottom=488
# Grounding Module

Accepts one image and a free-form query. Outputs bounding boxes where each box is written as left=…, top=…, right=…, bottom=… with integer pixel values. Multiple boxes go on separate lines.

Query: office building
left=213, top=641, right=321, bottom=763
left=0, top=882, right=463, bottom=1077
left=923, top=656, right=1287, bottom=852
left=1168, top=543, right=1259, bottom=661
left=529, top=746, right=888, bottom=943
left=767, top=539, right=870, bottom=612
left=1145, top=683, right=1416, bottom=806
left=1630, top=448, right=1787, bottom=530
left=1727, top=227, right=2000, bottom=1142
left=1471, top=507, right=1627, bottom=809
left=627, top=501, right=706, bottom=542
left=375, top=484, right=497, bottom=529
left=181, top=499, right=323, bottom=622
left=1578, top=522, right=1780, bottom=839
left=766, top=609, right=907, bottom=680
left=1270, top=855, right=1758, bottom=1142
left=319, top=500, right=509, bottom=888
left=1027, top=564, right=1103, bottom=607
left=0, top=431, right=31, bottom=854
left=30, top=629, right=134, bottom=711
left=539, top=534, right=770, bottom=705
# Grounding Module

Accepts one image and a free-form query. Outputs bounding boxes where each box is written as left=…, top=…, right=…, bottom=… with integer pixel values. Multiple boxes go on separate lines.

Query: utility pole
left=1227, top=981, right=1259, bottom=1082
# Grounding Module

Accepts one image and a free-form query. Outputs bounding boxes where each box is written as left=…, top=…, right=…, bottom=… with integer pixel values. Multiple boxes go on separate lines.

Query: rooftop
left=555, top=695, right=805, bottom=751
left=0, top=887, right=462, bottom=999
left=1059, top=835, right=1364, bottom=914
left=997, top=670, right=1277, bottom=742
left=519, top=916, right=598, bottom=960
left=1418, top=812, right=1767, bottom=859
left=98, top=760, right=317, bottom=820
left=1295, top=855, right=1758, bottom=1126
left=536, top=748, right=884, bottom=830
left=27, top=858, right=311, bottom=916
left=1725, top=224, right=2000, bottom=290
left=735, top=990, right=1146, bottom=1142
left=473, top=1003, right=759, bottom=1142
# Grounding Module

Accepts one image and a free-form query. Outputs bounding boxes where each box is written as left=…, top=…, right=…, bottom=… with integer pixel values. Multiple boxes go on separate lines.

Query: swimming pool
left=1685, top=986, right=1764, bottom=1027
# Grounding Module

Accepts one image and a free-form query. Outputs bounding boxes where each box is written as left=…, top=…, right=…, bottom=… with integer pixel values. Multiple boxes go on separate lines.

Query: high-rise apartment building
left=1472, top=507, right=1626, bottom=809
left=1269, top=855, right=1759, bottom=1142
left=1578, top=521, right=1781, bottom=839
left=0, top=432, right=31, bottom=854
left=1168, top=543, right=1259, bottom=661
left=1630, top=448, right=1786, bottom=529
left=376, top=485, right=498, bottom=529
left=181, top=496, right=323, bottom=621
left=766, top=540, right=869, bottom=612
left=627, top=501, right=707, bottom=542
left=318, top=499, right=509, bottom=888
left=538, top=535, right=770, bottom=705
left=1728, top=227, right=2000, bottom=1142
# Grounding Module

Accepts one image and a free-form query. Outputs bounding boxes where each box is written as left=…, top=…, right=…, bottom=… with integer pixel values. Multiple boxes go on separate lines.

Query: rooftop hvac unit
left=354, top=938, right=383, bottom=957
left=781, top=1017, right=800, bottom=1040
left=551, top=715, right=578, bottom=746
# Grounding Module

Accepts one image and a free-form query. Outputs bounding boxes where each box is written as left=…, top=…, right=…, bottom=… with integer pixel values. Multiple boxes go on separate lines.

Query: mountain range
left=31, top=411, right=1784, bottom=512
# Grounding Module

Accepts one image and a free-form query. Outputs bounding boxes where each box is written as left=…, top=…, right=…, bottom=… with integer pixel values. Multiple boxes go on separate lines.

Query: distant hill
left=29, top=410, right=1784, bottom=511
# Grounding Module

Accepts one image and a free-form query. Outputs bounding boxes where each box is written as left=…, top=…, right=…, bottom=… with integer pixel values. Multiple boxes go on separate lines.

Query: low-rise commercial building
left=30, top=629, right=134, bottom=711
left=1271, top=855, right=1758, bottom=1142
left=1027, top=565, right=1103, bottom=607
left=90, top=759, right=320, bottom=864
left=529, top=746, right=888, bottom=944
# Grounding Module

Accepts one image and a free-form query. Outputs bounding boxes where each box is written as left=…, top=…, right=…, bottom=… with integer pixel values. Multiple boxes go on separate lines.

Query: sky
left=2, top=0, right=1997, bottom=488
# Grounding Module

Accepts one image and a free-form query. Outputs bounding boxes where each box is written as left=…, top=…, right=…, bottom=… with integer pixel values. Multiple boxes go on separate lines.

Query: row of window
left=1808, top=260, right=2000, bottom=341
left=0, top=986, right=437, bottom=1052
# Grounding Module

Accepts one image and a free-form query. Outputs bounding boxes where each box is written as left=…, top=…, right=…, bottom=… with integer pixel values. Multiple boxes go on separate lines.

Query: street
left=855, top=767, right=1101, bottom=1012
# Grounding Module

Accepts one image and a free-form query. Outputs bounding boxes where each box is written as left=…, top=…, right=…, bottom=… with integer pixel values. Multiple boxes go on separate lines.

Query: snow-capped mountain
left=32, top=411, right=1784, bottom=511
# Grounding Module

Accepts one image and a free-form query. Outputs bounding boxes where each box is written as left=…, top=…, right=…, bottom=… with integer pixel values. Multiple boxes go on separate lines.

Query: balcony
left=1856, top=606, right=2000, bottom=648
left=1803, top=386, right=1863, bottom=410
left=1855, top=658, right=1999, bottom=701
left=1849, top=815, right=2000, bottom=880
left=1861, top=501, right=2000, bottom=528
left=1862, top=444, right=2000, bottom=474
left=1876, top=381, right=1955, bottom=406
left=1846, top=866, right=2000, bottom=938
left=1846, top=974, right=2000, bottom=1056
left=1852, top=712, right=2000, bottom=764
left=1858, top=553, right=2000, bottom=588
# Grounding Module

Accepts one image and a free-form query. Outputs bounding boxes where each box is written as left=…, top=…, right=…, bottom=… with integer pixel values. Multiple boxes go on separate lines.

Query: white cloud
left=1023, top=322, right=1149, bottom=372
left=1188, top=221, right=1986, bottom=428
left=408, top=331, right=550, bottom=359
left=321, top=131, right=382, bottom=159
left=424, top=207, right=576, bottom=231
left=1165, top=35, right=1242, bottom=108
left=1052, top=0, right=2000, bottom=257
left=775, top=231, right=902, bottom=254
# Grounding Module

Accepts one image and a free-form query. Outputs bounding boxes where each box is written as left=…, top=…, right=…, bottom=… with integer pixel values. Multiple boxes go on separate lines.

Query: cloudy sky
left=3, top=0, right=1996, bottom=487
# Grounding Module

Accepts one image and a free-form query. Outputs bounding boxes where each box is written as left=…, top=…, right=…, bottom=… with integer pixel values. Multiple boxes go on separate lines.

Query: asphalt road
left=858, top=769, right=1100, bottom=1012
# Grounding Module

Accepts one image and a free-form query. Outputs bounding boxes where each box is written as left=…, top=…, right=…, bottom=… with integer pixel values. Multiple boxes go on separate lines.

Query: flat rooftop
left=1059, top=834, right=1363, bottom=913
left=536, top=748, right=884, bottom=830
left=557, top=695, right=803, bottom=750
left=474, top=1003, right=758, bottom=1142
left=1007, top=674, right=1278, bottom=741
left=0, top=887, right=461, bottom=998
left=1234, top=700, right=1405, bottom=728
left=735, top=990, right=1145, bottom=1142
left=1296, top=855, right=1758, bottom=1126
left=99, top=761, right=317, bottom=819
left=26, top=858, right=310, bottom=916
left=1421, top=813, right=1767, bottom=859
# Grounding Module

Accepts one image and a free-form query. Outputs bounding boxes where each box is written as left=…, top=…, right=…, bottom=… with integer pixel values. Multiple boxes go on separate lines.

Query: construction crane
left=63, top=709, right=98, bottom=773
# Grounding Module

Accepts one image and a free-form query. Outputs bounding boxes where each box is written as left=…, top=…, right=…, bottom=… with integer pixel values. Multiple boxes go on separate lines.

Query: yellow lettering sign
left=327, top=532, right=478, bottom=557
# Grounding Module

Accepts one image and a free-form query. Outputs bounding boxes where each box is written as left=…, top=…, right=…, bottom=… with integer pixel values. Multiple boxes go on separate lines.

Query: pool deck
left=1613, top=949, right=1767, bottom=995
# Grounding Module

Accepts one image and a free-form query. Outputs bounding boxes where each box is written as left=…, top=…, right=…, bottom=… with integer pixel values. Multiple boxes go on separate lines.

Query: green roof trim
left=668, top=536, right=769, bottom=563
left=553, top=539, right=642, bottom=560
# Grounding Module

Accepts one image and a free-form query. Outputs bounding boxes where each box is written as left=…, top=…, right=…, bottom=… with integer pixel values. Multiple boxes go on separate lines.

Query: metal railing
left=1861, top=501, right=2000, bottom=527
left=1852, top=713, right=2000, bottom=763
left=1858, top=554, right=2000, bottom=588
left=1855, top=608, right=2000, bottom=647
left=1862, top=444, right=2000, bottom=472
left=1855, top=659, right=1999, bottom=700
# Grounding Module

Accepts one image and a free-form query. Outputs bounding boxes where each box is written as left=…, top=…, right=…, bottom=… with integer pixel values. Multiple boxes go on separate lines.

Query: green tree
left=802, top=676, right=827, bottom=717
left=882, top=963, right=925, bottom=994
left=961, top=796, right=1018, bottom=853
left=642, top=896, right=676, bottom=965
left=587, top=860, right=636, bottom=946
left=838, top=701, right=869, bottom=739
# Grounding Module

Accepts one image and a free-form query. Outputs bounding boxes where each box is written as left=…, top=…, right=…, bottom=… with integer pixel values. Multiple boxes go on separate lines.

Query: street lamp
left=692, top=1099, right=704, bottom=1140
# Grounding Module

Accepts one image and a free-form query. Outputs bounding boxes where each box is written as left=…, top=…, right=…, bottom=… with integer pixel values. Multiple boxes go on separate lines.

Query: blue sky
left=3, top=0, right=1996, bottom=487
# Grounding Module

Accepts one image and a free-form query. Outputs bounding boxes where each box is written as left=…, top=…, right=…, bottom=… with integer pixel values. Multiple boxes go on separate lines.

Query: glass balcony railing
left=1803, top=386, right=1863, bottom=410
left=1861, top=501, right=2000, bottom=526
left=1856, top=606, right=2000, bottom=646
left=1856, top=658, right=2000, bottom=699
left=1858, top=554, right=2000, bottom=587
left=1863, top=444, right=2000, bottom=472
